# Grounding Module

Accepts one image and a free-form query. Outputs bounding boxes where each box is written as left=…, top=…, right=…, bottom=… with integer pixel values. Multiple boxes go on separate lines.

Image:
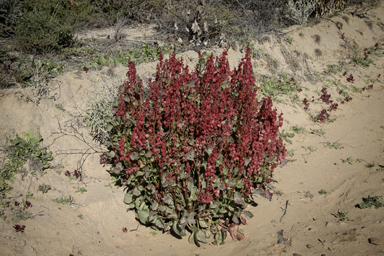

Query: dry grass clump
left=314, top=48, right=322, bottom=57
left=313, top=34, right=321, bottom=44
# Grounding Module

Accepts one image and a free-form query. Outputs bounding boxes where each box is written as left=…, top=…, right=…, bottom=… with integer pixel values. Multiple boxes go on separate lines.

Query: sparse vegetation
left=314, top=48, right=322, bottom=57
left=54, top=195, right=73, bottom=205
left=358, top=196, right=383, bottom=209
left=313, top=34, right=321, bottom=44
left=0, top=129, right=53, bottom=196
left=318, top=189, right=327, bottom=195
left=332, top=210, right=352, bottom=222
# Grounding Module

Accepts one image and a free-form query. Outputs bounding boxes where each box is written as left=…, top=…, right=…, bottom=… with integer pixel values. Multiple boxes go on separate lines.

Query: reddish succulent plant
left=102, top=48, right=286, bottom=245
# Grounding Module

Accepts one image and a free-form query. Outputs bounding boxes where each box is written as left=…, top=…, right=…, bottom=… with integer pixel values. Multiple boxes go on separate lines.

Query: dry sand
left=1, top=3, right=384, bottom=256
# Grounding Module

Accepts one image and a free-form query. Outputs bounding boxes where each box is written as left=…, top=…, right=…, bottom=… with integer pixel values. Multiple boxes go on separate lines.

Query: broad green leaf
left=223, top=166, right=229, bottom=175
left=189, top=232, right=196, bottom=244
left=145, top=151, right=152, bottom=158
left=242, top=210, right=254, bottom=219
left=186, top=212, right=196, bottom=225
left=26, top=129, right=34, bottom=141
left=150, top=201, right=158, bottom=211
left=106, top=151, right=115, bottom=157
left=133, top=187, right=141, bottom=196
left=185, top=150, right=195, bottom=161
left=244, top=158, right=251, bottom=166
left=232, top=214, right=239, bottom=224
left=234, top=192, right=245, bottom=205
left=196, top=230, right=207, bottom=243
left=107, top=123, right=113, bottom=131
left=137, top=208, right=149, bottom=224
left=198, top=219, right=209, bottom=228
left=154, top=218, right=164, bottom=229
left=30, top=135, right=42, bottom=145
left=172, top=221, right=186, bottom=237
left=205, top=147, right=214, bottom=155
left=130, top=152, right=139, bottom=161
left=124, top=193, right=133, bottom=204
left=136, top=171, right=144, bottom=177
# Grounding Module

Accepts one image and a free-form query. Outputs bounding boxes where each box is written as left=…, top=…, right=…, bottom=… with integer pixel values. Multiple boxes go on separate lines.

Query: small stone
left=368, top=237, right=381, bottom=245
left=306, top=244, right=313, bottom=248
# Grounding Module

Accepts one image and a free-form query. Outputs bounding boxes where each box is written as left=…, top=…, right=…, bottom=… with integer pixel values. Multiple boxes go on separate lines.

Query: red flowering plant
left=101, top=47, right=286, bottom=246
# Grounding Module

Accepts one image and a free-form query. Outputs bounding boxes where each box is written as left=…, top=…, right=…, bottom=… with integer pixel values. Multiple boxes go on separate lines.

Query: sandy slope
left=1, top=3, right=384, bottom=256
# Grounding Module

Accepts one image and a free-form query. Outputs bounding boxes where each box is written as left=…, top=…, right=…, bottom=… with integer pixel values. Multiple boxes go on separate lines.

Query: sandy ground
left=1, top=3, right=384, bottom=256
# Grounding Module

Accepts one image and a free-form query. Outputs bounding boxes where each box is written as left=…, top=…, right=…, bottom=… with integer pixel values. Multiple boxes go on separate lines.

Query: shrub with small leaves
left=102, top=48, right=286, bottom=246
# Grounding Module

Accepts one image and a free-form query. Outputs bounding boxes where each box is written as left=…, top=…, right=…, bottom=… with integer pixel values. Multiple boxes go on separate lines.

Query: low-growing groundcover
left=101, top=48, right=286, bottom=246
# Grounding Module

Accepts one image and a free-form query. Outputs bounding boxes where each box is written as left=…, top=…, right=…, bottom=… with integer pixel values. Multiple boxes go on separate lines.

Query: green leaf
left=145, top=151, right=152, bottom=158
left=185, top=150, right=195, bottom=161
left=198, top=219, right=209, bottom=228
left=196, top=230, right=207, bottom=243
left=232, top=214, right=239, bottom=224
left=150, top=201, right=158, bottom=211
left=30, top=135, right=42, bottom=145
left=205, top=147, right=214, bottom=155
left=234, top=192, right=245, bottom=205
left=189, top=232, right=196, bottom=244
left=133, top=187, right=141, bottom=196
left=223, top=166, right=229, bottom=175
left=26, top=129, right=34, bottom=141
left=107, top=123, right=113, bottom=131
left=130, top=152, right=139, bottom=161
left=137, top=203, right=149, bottom=224
left=244, top=158, right=251, bottom=166
left=154, top=218, right=164, bottom=229
left=106, top=151, right=115, bottom=157
left=172, top=221, right=186, bottom=237
left=242, top=210, right=254, bottom=219
left=124, top=193, right=133, bottom=204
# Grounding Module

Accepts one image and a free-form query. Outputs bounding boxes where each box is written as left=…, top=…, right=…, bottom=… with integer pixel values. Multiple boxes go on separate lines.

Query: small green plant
left=318, top=189, right=327, bottom=195
left=352, top=56, right=374, bottom=68
left=291, top=125, right=306, bottom=135
left=75, top=188, right=87, bottom=194
left=13, top=210, right=32, bottom=221
left=313, top=34, right=321, bottom=44
left=341, top=157, right=362, bottom=165
left=324, top=142, right=343, bottom=149
left=26, top=192, right=34, bottom=199
left=0, top=129, right=53, bottom=195
left=287, top=150, right=295, bottom=157
left=302, top=146, right=317, bottom=152
left=314, top=48, right=322, bottom=57
left=358, top=196, right=383, bottom=209
left=310, top=128, right=325, bottom=137
left=54, top=195, right=73, bottom=205
left=38, top=184, right=51, bottom=193
left=259, top=74, right=301, bottom=97
left=78, top=214, right=83, bottom=219
left=55, top=103, right=65, bottom=111
left=350, top=85, right=363, bottom=93
left=365, top=162, right=376, bottom=169
left=332, top=210, right=351, bottom=222
left=279, top=129, right=295, bottom=144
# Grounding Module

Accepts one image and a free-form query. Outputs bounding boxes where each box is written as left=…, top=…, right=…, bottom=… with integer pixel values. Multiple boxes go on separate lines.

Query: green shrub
left=101, top=48, right=286, bottom=245
left=15, top=0, right=78, bottom=53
